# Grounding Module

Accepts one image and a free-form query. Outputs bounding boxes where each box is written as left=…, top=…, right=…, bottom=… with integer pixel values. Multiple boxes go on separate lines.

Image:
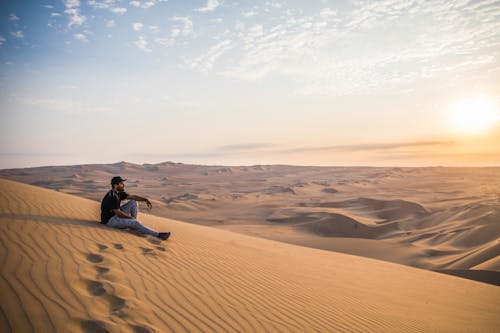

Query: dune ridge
left=1, top=178, right=499, bottom=332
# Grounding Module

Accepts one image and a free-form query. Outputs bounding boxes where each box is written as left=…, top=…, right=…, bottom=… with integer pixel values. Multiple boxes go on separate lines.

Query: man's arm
left=127, top=194, right=153, bottom=209
left=112, top=208, right=133, bottom=219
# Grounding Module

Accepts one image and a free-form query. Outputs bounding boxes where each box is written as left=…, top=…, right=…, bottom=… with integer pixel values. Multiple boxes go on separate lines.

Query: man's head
left=111, top=176, right=127, bottom=191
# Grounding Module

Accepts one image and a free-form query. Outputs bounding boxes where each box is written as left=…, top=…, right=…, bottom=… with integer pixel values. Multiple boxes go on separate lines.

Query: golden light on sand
left=448, top=96, right=499, bottom=135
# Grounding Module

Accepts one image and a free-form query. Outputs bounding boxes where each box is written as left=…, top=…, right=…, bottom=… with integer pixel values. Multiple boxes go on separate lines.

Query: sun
left=448, top=96, right=499, bottom=135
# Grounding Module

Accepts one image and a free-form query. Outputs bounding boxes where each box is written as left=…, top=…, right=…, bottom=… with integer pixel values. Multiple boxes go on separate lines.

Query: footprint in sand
left=148, top=238, right=161, bottom=245
left=80, top=320, right=109, bottom=333
left=97, top=244, right=108, bottom=251
left=87, top=253, right=104, bottom=263
left=113, top=243, right=124, bottom=250
left=141, top=247, right=156, bottom=256
left=86, top=280, right=106, bottom=296
left=95, top=266, right=110, bottom=275
left=131, top=325, right=153, bottom=333
left=155, top=246, right=166, bottom=252
left=109, top=294, right=127, bottom=317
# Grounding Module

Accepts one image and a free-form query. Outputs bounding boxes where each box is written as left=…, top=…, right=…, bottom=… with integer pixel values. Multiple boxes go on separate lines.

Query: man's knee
left=129, top=220, right=141, bottom=228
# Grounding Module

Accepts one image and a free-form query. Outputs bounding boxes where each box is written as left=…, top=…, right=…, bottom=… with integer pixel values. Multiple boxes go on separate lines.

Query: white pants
left=106, top=200, right=159, bottom=237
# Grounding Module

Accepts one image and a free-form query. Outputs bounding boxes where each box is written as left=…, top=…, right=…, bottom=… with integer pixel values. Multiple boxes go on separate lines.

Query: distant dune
left=1, top=162, right=499, bottom=287
left=1, top=178, right=499, bottom=332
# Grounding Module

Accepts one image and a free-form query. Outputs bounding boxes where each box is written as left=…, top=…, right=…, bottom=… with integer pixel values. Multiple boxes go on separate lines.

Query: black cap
left=111, top=176, right=127, bottom=185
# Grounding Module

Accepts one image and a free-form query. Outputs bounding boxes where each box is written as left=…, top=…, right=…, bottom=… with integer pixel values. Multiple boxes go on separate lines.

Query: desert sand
left=0, top=178, right=499, bottom=332
left=1, top=162, right=499, bottom=286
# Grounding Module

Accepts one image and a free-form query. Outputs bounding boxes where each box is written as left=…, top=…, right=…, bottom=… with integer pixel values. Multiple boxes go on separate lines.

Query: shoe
left=158, top=232, right=171, bottom=240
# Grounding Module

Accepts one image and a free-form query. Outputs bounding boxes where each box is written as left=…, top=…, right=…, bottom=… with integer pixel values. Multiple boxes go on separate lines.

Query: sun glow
left=448, top=96, right=499, bottom=135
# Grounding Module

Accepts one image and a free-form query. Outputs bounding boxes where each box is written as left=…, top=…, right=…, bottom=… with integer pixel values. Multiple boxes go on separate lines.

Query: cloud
left=64, top=0, right=86, bottom=28
left=110, top=7, right=127, bottom=15
left=188, top=39, right=232, bottom=71
left=185, top=0, right=500, bottom=97
left=132, top=22, right=144, bottom=31
left=0, top=36, right=5, bottom=46
left=282, top=141, right=454, bottom=154
left=170, top=16, right=193, bottom=37
left=149, top=25, right=160, bottom=33
left=264, top=2, right=284, bottom=10
left=88, top=0, right=112, bottom=9
left=13, top=96, right=111, bottom=114
left=73, top=33, right=88, bottom=42
left=106, top=20, right=116, bottom=28
left=319, top=8, right=336, bottom=18
left=154, top=37, right=174, bottom=47
left=243, top=11, right=257, bottom=17
left=129, top=1, right=157, bottom=9
left=134, top=36, right=152, bottom=52
left=218, top=143, right=278, bottom=151
left=10, top=31, right=24, bottom=39
left=195, top=0, right=220, bottom=13
left=9, top=14, right=20, bottom=21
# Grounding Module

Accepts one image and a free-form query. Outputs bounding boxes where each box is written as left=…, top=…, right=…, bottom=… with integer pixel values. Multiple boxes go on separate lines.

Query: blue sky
left=1, top=0, right=499, bottom=168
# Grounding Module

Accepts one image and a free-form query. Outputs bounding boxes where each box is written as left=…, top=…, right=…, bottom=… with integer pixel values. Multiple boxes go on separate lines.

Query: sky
left=0, top=0, right=499, bottom=169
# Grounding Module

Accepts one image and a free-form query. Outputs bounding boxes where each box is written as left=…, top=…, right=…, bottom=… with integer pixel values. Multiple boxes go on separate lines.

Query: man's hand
left=128, top=194, right=153, bottom=209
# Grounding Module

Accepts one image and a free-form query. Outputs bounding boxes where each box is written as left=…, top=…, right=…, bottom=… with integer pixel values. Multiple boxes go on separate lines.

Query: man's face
left=117, top=181, right=125, bottom=191
left=114, top=181, right=125, bottom=191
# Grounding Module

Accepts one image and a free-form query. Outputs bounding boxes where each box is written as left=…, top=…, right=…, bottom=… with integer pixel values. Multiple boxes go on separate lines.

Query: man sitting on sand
left=100, top=176, right=170, bottom=240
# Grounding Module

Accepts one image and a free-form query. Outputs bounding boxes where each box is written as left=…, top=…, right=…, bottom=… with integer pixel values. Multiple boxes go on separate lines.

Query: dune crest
left=1, top=178, right=499, bottom=332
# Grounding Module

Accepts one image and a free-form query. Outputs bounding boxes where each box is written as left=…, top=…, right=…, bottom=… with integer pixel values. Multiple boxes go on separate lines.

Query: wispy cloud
left=9, top=14, right=20, bottom=21
left=14, top=96, right=111, bottom=114
left=188, top=39, right=232, bottom=71
left=130, top=1, right=158, bottom=9
left=88, top=0, right=112, bottom=9
left=242, top=10, right=257, bottom=17
left=0, top=36, right=6, bottom=46
left=281, top=141, right=454, bottom=154
left=110, top=7, right=127, bottom=15
left=10, top=31, right=24, bottom=39
left=154, top=37, right=174, bottom=48
left=149, top=25, right=160, bottom=33
left=218, top=143, right=278, bottom=151
left=187, top=0, right=500, bottom=96
left=134, top=36, right=152, bottom=52
left=195, top=0, right=220, bottom=13
left=73, top=33, right=88, bottom=42
left=64, top=0, right=85, bottom=28
left=170, top=16, right=193, bottom=37
left=319, top=8, right=336, bottom=18
left=132, top=22, right=144, bottom=31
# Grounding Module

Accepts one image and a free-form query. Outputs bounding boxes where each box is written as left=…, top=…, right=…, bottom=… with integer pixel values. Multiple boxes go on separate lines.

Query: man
left=101, top=176, right=171, bottom=240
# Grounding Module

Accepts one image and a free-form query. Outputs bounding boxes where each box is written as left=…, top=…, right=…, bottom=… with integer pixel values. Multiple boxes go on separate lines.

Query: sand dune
left=307, top=197, right=430, bottom=221
left=1, top=163, right=499, bottom=286
left=1, top=178, right=500, bottom=332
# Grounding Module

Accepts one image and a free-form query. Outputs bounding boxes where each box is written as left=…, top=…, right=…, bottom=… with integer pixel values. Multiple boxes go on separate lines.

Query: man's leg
left=106, top=215, right=159, bottom=237
left=120, top=200, right=138, bottom=218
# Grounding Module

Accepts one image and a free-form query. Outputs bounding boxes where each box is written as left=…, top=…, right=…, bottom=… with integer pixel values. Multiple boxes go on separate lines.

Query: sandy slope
left=1, top=163, right=499, bottom=283
left=0, top=178, right=499, bottom=333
